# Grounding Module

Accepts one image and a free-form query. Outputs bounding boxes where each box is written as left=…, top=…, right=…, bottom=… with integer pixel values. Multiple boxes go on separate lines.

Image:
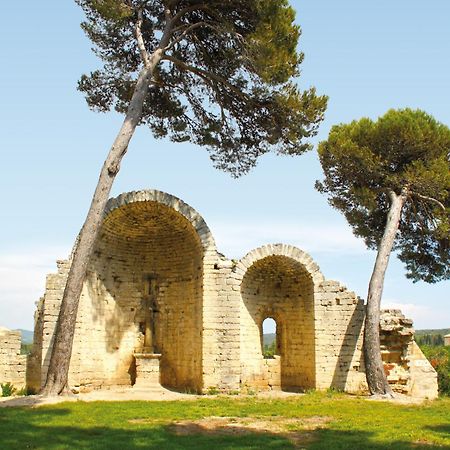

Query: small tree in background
left=421, top=345, right=450, bottom=396
left=317, top=108, right=450, bottom=397
left=42, top=0, right=327, bottom=396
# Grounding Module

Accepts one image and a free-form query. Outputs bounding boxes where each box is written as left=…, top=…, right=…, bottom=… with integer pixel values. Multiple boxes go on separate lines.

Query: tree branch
left=166, top=21, right=224, bottom=50
left=165, top=22, right=206, bottom=49
left=136, top=7, right=151, bottom=67
left=165, top=0, right=182, bottom=7
left=412, top=192, right=446, bottom=211
left=171, top=4, right=209, bottom=25
left=162, top=55, right=248, bottom=98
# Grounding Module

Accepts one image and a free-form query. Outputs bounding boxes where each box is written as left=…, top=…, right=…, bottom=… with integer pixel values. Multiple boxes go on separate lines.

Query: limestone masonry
left=0, top=328, right=27, bottom=390
left=1, top=190, right=438, bottom=399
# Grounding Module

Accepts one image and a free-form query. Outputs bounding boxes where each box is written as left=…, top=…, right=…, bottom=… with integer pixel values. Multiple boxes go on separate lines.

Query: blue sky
left=1, top=1, right=449, bottom=330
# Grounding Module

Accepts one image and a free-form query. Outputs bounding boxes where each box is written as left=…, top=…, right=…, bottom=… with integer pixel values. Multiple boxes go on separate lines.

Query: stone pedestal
left=134, top=353, right=162, bottom=388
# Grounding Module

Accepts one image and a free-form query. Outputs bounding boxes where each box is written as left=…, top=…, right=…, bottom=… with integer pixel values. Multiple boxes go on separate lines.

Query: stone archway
left=75, top=190, right=215, bottom=393
left=236, top=244, right=324, bottom=391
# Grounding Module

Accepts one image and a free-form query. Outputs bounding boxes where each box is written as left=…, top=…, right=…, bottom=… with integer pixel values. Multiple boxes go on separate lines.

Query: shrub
left=420, top=345, right=450, bottom=396
left=263, top=341, right=276, bottom=358
left=20, top=343, right=33, bottom=355
left=1, top=382, right=16, bottom=397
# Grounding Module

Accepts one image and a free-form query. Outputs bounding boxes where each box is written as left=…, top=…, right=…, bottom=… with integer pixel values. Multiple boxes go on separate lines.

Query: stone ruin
left=0, top=190, right=438, bottom=399
left=0, top=328, right=27, bottom=391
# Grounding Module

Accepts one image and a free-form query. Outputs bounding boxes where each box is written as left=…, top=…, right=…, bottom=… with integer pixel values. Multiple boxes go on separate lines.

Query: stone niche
left=239, top=255, right=315, bottom=391
left=27, top=189, right=438, bottom=400
left=74, top=198, right=205, bottom=392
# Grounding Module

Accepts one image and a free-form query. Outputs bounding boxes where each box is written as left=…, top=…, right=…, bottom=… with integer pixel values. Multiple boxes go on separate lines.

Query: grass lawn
left=1, top=392, right=449, bottom=449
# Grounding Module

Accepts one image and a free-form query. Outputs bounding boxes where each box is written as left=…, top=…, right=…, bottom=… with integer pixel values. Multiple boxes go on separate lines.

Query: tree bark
left=41, top=46, right=167, bottom=396
left=363, top=188, right=407, bottom=397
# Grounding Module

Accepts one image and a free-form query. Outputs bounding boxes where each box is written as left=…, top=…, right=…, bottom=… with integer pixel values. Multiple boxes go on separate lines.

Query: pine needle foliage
left=76, top=0, right=327, bottom=176
left=317, top=108, right=450, bottom=283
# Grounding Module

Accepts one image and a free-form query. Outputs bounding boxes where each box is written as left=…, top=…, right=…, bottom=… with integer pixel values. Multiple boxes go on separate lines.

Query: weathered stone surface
left=20, top=190, right=437, bottom=400
left=0, top=328, right=26, bottom=390
left=380, top=309, right=438, bottom=399
left=134, top=353, right=161, bottom=388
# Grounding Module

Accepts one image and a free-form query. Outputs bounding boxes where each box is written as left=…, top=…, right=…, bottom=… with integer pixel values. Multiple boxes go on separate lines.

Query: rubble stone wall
left=380, top=309, right=438, bottom=399
left=0, top=328, right=26, bottom=390
left=314, top=281, right=367, bottom=393
left=38, top=260, right=70, bottom=389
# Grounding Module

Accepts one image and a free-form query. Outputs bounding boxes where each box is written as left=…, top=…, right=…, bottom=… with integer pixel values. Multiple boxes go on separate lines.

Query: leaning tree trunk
left=363, top=188, right=407, bottom=397
left=41, top=49, right=166, bottom=396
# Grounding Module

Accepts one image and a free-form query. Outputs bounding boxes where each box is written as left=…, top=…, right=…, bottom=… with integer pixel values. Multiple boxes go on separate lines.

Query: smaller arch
left=238, top=244, right=320, bottom=392
left=235, top=243, right=324, bottom=287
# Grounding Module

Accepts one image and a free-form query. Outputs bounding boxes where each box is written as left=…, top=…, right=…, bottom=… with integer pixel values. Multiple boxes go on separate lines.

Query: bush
left=263, top=341, right=276, bottom=358
left=1, top=382, right=16, bottom=397
left=20, top=343, right=33, bottom=355
left=420, top=345, right=450, bottom=396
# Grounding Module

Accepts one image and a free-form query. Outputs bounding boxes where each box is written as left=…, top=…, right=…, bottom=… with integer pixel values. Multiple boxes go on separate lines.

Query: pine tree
left=317, top=109, right=450, bottom=396
left=42, top=0, right=327, bottom=396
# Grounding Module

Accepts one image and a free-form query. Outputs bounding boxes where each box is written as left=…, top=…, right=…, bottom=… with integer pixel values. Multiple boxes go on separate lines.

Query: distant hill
left=15, top=329, right=33, bottom=345
left=262, top=330, right=450, bottom=348
left=415, top=328, right=449, bottom=346
left=263, top=333, right=276, bottom=346
left=416, top=328, right=450, bottom=337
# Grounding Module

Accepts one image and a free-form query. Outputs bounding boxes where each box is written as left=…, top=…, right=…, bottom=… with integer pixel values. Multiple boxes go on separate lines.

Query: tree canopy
left=77, top=0, right=327, bottom=176
left=317, top=108, right=450, bottom=283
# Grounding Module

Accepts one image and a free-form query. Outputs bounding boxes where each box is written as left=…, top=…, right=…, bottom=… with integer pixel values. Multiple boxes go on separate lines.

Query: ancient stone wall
left=37, top=260, right=71, bottom=389
left=0, top=328, right=26, bottom=390
left=314, top=281, right=366, bottom=392
left=77, top=203, right=204, bottom=391
left=27, top=190, right=438, bottom=399
left=201, top=258, right=241, bottom=392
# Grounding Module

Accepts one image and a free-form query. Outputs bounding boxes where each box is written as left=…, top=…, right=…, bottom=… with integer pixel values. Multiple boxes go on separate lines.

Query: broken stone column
left=380, top=309, right=438, bottom=399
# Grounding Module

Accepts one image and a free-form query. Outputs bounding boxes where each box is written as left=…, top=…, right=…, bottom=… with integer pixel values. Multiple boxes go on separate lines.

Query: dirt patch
left=168, top=415, right=333, bottom=446
left=412, top=440, right=437, bottom=447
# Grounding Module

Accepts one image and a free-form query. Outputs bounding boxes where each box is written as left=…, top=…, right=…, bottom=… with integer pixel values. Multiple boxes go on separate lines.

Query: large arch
left=236, top=244, right=324, bottom=391
left=74, top=190, right=215, bottom=393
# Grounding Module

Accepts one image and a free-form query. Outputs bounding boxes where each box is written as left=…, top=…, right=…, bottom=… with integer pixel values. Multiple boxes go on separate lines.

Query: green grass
left=1, top=392, right=449, bottom=449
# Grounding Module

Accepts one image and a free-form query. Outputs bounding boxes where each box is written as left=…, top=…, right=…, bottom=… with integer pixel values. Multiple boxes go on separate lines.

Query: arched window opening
left=262, top=317, right=278, bottom=358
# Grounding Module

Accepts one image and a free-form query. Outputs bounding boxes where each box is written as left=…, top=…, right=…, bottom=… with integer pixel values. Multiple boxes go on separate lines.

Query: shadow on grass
left=0, top=407, right=447, bottom=450
left=0, top=395, right=71, bottom=408
left=425, top=424, right=450, bottom=436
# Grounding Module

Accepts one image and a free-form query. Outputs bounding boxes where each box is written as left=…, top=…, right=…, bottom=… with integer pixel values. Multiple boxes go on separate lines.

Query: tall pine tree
left=317, top=109, right=449, bottom=396
left=42, top=0, right=327, bottom=395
